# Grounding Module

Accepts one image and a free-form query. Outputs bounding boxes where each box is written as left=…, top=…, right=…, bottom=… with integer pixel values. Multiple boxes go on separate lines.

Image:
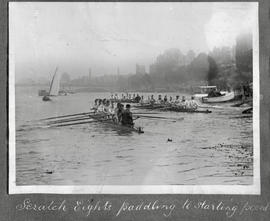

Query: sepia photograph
left=9, top=2, right=259, bottom=194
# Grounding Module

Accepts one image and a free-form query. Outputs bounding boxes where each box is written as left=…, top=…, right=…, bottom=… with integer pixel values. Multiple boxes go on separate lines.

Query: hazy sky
left=10, top=2, right=257, bottom=81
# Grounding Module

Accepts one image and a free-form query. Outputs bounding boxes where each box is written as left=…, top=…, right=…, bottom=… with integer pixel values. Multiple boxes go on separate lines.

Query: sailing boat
left=42, top=67, right=60, bottom=101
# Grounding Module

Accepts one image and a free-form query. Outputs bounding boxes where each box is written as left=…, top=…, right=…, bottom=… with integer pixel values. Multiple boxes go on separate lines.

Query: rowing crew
left=110, top=93, right=141, bottom=102
left=140, top=95, right=199, bottom=110
left=91, top=99, right=135, bottom=127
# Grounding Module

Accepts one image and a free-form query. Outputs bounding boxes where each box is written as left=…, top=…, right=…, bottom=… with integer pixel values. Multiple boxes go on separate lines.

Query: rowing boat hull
left=161, top=107, right=212, bottom=113
left=110, top=99, right=139, bottom=103
left=134, top=104, right=165, bottom=109
left=134, top=105, right=211, bottom=113
left=89, top=114, right=144, bottom=134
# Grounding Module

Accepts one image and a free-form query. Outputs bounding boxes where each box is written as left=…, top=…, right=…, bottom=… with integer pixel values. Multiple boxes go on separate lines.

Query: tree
left=207, top=56, right=218, bottom=84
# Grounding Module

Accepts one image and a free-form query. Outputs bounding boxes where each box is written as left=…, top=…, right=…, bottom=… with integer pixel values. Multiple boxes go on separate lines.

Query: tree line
left=64, top=34, right=252, bottom=92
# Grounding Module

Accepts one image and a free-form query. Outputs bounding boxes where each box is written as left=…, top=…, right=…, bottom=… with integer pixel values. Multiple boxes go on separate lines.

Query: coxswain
left=121, top=104, right=134, bottom=127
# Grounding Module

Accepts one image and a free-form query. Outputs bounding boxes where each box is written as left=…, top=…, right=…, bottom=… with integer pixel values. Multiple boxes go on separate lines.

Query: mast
left=48, top=67, right=59, bottom=95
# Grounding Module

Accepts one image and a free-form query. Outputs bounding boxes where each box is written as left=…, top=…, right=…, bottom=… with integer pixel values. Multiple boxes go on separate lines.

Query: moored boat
left=193, top=85, right=234, bottom=103
left=193, top=86, right=218, bottom=99
left=202, top=91, right=235, bottom=103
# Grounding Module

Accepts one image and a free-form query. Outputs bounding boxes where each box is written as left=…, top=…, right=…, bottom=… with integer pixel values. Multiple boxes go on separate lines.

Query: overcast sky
left=10, top=2, right=257, bottom=82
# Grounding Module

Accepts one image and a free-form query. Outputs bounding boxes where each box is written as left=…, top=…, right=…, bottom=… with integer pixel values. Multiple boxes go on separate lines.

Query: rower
left=134, top=94, right=141, bottom=103
left=188, top=96, right=199, bottom=110
left=157, top=95, right=162, bottom=104
left=108, top=102, right=116, bottom=119
left=91, top=99, right=99, bottom=113
left=121, top=104, right=134, bottom=127
left=113, top=103, right=120, bottom=122
left=147, top=96, right=150, bottom=103
left=180, top=96, right=187, bottom=109
left=140, top=95, right=144, bottom=104
left=117, top=103, right=124, bottom=123
left=164, top=95, right=168, bottom=103
left=174, top=95, right=180, bottom=105
left=97, top=99, right=104, bottom=113
left=150, top=95, right=155, bottom=104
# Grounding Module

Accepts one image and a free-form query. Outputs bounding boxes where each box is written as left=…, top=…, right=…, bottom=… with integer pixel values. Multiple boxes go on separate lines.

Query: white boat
left=202, top=91, right=235, bottom=103
left=42, top=67, right=60, bottom=101
left=193, top=86, right=220, bottom=99
left=193, top=85, right=234, bottom=103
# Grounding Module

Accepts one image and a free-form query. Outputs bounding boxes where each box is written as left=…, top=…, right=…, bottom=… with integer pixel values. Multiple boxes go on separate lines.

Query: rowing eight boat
left=160, top=106, right=212, bottom=113
left=134, top=104, right=212, bottom=113
left=88, top=114, right=144, bottom=134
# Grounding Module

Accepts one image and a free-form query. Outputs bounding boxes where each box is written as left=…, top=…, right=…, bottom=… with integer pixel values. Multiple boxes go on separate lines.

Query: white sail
left=49, top=68, right=60, bottom=96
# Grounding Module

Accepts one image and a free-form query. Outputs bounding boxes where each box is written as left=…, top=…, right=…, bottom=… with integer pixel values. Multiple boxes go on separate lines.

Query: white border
left=8, top=2, right=260, bottom=194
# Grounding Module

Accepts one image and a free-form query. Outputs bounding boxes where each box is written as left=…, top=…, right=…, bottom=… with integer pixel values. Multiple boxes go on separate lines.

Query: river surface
left=15, top=86, right=253, bottom=185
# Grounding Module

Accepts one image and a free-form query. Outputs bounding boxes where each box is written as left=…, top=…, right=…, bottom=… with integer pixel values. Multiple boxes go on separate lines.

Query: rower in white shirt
left=188, top=96, right=199, bottom=110
left=174, top=95, right=180, bottom=105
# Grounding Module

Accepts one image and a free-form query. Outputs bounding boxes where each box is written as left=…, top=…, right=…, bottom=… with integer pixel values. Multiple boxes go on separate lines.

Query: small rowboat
left=88, top=114, right=144, bottom=134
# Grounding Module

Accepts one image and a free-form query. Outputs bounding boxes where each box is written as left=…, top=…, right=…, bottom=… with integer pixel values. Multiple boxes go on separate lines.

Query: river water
left=15, top=86, right=253, bottom=185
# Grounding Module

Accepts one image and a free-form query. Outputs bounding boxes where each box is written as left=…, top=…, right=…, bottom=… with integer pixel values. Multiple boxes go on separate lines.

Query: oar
left=133, top=112, right=160, bottom=114
left=50, top=117, right=112, bottom=128
left=47, top=116, right=92, bottom=125
left=46, top=113, right=106, bottom=124
left=40, top=111, right=94, bottom=121
left=134, top=115, right=184, bottom=121
left=50, top=120, right=99, bottom=127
